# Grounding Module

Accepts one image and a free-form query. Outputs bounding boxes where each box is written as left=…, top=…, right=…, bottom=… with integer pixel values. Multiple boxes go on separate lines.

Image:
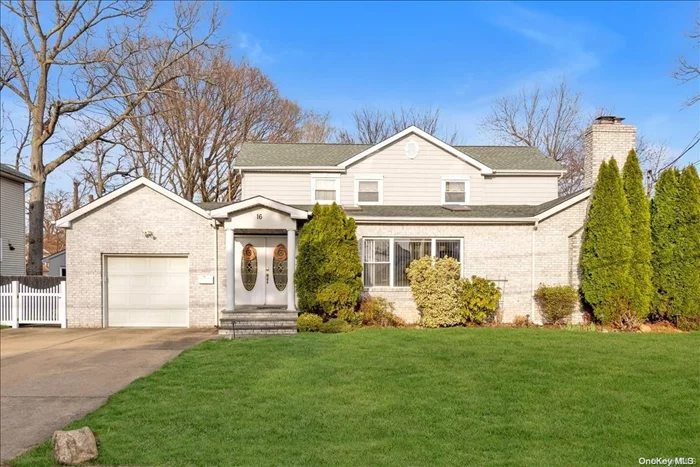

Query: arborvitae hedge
left=295, top=203, right=363, bottom=318
left=651, top=168, right=681, bottom=318
left=676, top=166, right=700, bottom=321
left=580, top=159, right=634, bottom=324
left=622, top=150, right=653, bottom=319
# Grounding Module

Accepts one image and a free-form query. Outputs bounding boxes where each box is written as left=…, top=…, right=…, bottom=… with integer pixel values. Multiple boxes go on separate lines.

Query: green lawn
left=13, top=328, right=700, bottom=467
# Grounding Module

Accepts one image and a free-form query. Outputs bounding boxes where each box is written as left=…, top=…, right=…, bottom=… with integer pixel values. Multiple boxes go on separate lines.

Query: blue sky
left=1, top=1, right=698, bottom=193
left=222, top=0, right=699, bottom=165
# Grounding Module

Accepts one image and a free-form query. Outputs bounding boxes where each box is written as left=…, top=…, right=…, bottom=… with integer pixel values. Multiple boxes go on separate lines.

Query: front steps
left=219, top=307, right=298, bottom=338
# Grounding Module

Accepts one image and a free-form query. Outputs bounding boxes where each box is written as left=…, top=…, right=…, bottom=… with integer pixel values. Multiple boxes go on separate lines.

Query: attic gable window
left=311, top=174, right=340, bottom=204
left=354, top=176, right=383, bottom=205
left=441, top=176, right=470, bottom=205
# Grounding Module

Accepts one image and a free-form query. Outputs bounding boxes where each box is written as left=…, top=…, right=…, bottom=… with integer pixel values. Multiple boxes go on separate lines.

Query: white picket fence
left=0, top=280, right=66, bottom=328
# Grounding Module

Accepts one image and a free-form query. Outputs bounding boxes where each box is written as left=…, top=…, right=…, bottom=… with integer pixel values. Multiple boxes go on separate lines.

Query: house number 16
left=257, top=214, right=263, bottom=220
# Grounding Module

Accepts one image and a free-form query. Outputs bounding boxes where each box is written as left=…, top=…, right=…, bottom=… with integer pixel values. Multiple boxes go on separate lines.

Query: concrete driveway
left=0, top=327, right=215, bottom=461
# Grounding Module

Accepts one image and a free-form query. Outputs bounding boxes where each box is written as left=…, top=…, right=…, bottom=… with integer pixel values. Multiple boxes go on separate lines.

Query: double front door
left=235, top=236, right=288, bottom=306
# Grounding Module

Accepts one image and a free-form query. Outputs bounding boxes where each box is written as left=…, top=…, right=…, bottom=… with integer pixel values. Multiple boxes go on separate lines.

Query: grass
left=12, top=328, right=700, bottom=466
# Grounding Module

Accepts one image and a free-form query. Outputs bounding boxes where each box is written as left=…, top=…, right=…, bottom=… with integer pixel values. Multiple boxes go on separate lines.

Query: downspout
left=213, top=219, right=219, bottom=328
left=531, top=220, right=539, bottom=324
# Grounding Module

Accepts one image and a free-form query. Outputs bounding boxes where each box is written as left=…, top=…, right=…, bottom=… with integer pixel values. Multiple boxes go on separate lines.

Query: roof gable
left=55, top=178, right=210, bottom=228
left=337, top=127, right=493, bottom=174
left=236, top=130, right=564, bottom=173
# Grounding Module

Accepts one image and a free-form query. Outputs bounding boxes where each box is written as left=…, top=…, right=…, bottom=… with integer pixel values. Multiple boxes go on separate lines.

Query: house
left=56, top=116, right=636, bottom=335
left=43, top=249, right=66, bottom=276
left=0, top=164, right=33, bottom=276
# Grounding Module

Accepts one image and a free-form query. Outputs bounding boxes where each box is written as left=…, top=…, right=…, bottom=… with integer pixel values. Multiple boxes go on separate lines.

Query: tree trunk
left=27, top=146, right=46, bottom=275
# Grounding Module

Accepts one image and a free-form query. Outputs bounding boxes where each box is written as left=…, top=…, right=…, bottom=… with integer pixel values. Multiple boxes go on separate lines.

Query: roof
left=42, top=249, right=66, bottom=262
left=236, top=142, right=563, bottom=172
left=286, top=188, right=590, bottom=221
left=0, top=164, right=35, bottom=183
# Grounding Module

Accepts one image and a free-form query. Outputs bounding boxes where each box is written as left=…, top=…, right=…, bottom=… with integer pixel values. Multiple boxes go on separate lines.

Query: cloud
left=235, top=32, right=274, bottom=64
left=474, top=2, right=618, bottom=102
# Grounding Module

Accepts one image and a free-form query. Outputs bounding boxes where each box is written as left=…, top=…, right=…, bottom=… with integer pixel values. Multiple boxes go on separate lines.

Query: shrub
left=513, top=315, right=530, bottom=327
left=359, top=296, right=405, bottom=327
left=534, top=284, right=579, bottom=325
left=295, top=203, right=363, bottom=318
left=406, top=256, right=461, bottom=327
left=622, top=150, right=653, bottom=319
left=651, top=168, right=681, bottom=318
left=580, top=159, right=634, bottom=324
left=676, top=166, right=700, bottom=321
left=458, top=276, right=501, bottom=324
left=297, top=313, right=323, bottom=332
left=319, top=318, right=352, bottom=333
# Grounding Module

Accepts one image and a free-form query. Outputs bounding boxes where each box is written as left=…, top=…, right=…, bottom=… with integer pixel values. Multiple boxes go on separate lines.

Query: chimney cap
left=595, top=115, right=625, bottom=124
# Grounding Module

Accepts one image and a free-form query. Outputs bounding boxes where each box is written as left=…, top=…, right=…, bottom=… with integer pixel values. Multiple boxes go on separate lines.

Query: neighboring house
left=56, top=116, right=635, bottom=333
left=0, top=164, right=33, bottom=276
left=43, top=249, right=66, bottom=276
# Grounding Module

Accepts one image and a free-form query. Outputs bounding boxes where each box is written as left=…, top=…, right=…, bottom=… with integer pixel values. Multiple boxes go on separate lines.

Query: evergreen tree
left=676, top=166, right=700, bottom=322
left=622, top=150, right=653, bottom=319
left=580, top=158, right=634, bottom=324
left=651, top=168, right=682, bottom=318
left=295, top=203, right=363, bottom=319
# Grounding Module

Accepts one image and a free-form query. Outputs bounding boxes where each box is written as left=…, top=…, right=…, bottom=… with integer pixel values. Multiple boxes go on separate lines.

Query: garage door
left=106, top=256, right=189, bottom=327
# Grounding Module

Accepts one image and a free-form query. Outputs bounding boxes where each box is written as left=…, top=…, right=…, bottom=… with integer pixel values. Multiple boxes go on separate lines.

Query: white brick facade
left=66, top=186, right=226, bottom=328
left=357, top=198, right=588, bottom=324
left=584, top=117, right=636, bottom=188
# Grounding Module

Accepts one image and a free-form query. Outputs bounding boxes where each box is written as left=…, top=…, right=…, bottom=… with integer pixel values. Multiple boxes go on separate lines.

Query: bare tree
left=299, top=111, right=335, bottom=143
left=42, top=189, right=73, bottom=254
left=673, top=13, right=700, bottom=108
left=116, top=51, right=315, bottom=202
left=0, top=0, right=220, bottom=274
left=637, top=136, right=672, bottom=196
left=337, top=106, right=458, bottom=144
left=76, top=139, right=135, bottom=197
left=481, top=79, right=595, bottom=195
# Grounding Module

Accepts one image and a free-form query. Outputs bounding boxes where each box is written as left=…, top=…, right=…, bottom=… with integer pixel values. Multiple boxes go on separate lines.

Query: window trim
left=59, top=266, right=67, bottom=277
left=441, top=176, right=470, bottom=205
left=354, top=175, right=384, bottom=206
left=361, top=237, right=464, bottom=289
left=311, top=173, right=340, bottom=205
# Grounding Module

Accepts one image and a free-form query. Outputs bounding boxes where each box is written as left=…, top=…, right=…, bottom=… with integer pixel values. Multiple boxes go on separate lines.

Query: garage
left=106, top=256, right=189, bottom=327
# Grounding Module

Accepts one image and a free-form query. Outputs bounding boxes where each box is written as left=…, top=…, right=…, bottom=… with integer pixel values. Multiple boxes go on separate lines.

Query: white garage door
left=106, top=256, right=189, bottom=327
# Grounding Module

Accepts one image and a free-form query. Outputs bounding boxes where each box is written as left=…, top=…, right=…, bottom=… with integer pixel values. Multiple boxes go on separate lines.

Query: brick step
left=225, top=318, right=297, bottom=326
left=223, top=312, right=298, bottom=320
left=219, top=327, right=297, bottom=338
left=224, top=322, right=297, bottom=330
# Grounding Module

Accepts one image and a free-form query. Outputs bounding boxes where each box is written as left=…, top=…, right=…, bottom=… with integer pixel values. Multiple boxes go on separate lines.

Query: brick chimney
left=584, top=116, right=636, bottom=188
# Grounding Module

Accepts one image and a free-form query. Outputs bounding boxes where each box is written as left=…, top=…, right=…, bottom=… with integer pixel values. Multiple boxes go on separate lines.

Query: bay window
left=362, top=237, right=462, bottom=288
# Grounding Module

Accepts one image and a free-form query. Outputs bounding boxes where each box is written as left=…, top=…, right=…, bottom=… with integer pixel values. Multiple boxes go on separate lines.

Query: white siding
left=0, top=176, right=26, bottom=275
left=483, top=176, right=559, bottom=205
left=343, top=134, right=484, bottom=205
left=241, top=172, right=311, bottom=205
left=239, top=135, right=560, bottom=206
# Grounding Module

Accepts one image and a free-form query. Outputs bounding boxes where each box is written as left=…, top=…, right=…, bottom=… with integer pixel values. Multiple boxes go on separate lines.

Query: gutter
left=351, top=216, right=538, bottom=225
left=239, top=166, right=346, bottom=173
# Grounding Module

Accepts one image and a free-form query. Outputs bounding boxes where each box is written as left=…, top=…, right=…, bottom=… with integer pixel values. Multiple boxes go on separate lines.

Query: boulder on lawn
left=639, top=324, right=652, bottom=333
left=52, top=427, right=98, bottom=465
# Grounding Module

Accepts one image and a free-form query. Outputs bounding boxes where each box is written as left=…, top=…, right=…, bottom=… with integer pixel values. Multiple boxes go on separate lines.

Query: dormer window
left=441, top=176, right=470, bottom=205
left=354, top=176, right=383, bottom=205
left=311, top=174, right=340, bottom=204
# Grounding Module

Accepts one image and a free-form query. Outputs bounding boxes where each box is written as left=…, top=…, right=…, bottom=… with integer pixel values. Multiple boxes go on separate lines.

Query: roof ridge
left=242, top=142, right=370, bottom=146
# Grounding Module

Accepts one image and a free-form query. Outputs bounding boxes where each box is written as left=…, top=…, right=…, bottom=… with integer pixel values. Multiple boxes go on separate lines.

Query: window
left=363, top=239, right=390, bottom=286
left=312, top=175, right=340, bottom=204
left=441, top=177, right=469, bottom=204
left=394, top=239, right=431, bottom=286
left=362, top=238, right=463, bottom=288
left=59, top=266, right=67, bottom=277
left=354, top=176, right=383, bottom=205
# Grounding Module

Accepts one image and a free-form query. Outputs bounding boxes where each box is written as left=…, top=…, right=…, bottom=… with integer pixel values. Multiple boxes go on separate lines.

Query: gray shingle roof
left=0, top=163, right=34, bottom=183
left=236, top=142, right=564, bottom=171
left=196, top=189, right=589, bottom=220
